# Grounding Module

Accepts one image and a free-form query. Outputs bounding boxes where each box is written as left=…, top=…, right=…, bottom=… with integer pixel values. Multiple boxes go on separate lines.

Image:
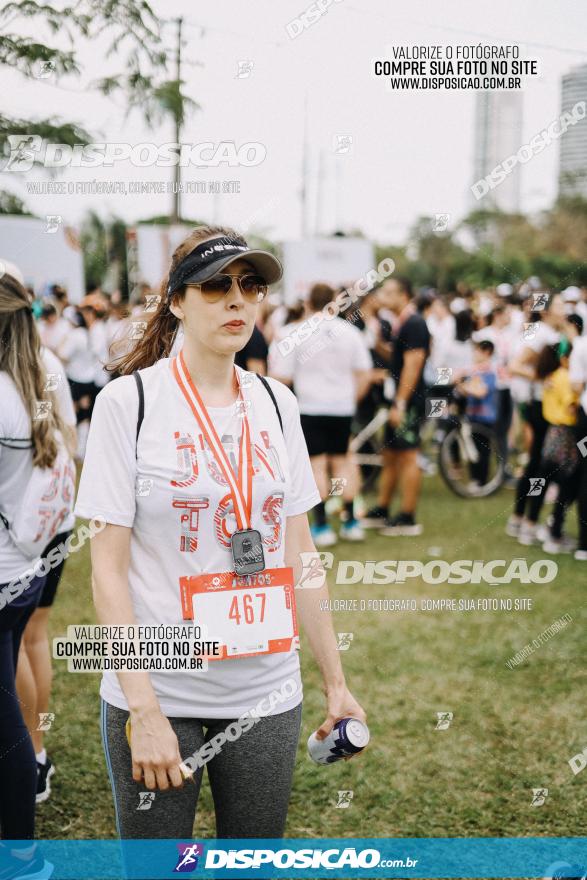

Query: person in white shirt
left=38, top=299, right=70, bottom=354
left=268, top=283, right=373, bottom=546
left=75, top=225, right=366, bottom=841
left=0, top=269, right=74, bottom=870
left=506, top=293, right=570, bottom=540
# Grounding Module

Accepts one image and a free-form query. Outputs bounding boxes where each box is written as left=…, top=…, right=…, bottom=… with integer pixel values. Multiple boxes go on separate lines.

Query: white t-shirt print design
left=74, top=357, right=321, bottom=718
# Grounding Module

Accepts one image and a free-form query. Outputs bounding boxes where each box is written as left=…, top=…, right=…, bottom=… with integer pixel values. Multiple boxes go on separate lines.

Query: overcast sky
left=3, top=0, right=587, bottom=244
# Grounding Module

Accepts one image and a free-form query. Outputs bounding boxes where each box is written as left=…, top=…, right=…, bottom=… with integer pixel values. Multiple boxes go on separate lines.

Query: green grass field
left=36, top=475, right=586, bottom=841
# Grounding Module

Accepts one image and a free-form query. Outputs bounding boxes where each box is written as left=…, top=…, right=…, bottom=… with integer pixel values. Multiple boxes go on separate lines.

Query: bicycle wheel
left=439, top=422, right=505, bottom=498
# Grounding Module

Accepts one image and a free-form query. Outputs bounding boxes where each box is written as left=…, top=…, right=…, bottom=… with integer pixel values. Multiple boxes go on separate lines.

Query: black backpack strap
left=257, top=375, right=283, bottom=434
left=133, top=371, right=144, bottom=455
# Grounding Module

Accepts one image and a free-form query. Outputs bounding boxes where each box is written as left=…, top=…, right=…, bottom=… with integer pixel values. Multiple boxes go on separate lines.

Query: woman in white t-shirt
left=0, top=269, right=72, bottom=874
left=75, top=225, right=366, bottom=841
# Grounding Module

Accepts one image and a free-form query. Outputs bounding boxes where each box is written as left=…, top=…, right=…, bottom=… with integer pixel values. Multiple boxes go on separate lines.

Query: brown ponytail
left=0, top=273, right=71, bottom=468
left=110, top=224, right=247, bottom=375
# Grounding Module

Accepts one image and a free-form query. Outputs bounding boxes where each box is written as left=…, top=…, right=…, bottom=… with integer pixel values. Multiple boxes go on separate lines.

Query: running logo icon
left=435, top=712, right=453, bottom=730
left=527, top=477, right=545, bottom=496
left=530, top=788, right=548, bottom=806
left=426, top=399, right=447, bottom=418
left=297, top=551, right=333, bottom=589
left=336, top=790, right=354, bottom=808
left=136, top=792, right=155, bottom=811
left=174, top=843, right=204, bottom=873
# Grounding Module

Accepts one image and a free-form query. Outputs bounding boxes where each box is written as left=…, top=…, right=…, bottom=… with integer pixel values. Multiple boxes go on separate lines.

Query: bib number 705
left=228, top=592, right=266, bottom=625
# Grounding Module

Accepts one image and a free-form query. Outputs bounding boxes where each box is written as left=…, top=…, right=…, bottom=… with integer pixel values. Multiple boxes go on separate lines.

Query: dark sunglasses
left=192, top=273, right=268, bottom=303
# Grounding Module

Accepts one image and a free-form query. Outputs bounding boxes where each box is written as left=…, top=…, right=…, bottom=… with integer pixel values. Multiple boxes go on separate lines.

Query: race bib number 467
left=179, top=567, right=298, bottom=660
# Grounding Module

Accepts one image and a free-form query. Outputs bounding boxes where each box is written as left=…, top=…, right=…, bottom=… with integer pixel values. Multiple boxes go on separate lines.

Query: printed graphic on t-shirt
left=169, top=427, right=286, bottom=555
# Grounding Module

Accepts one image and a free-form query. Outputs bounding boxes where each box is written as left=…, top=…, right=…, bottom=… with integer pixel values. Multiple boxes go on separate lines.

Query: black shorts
left=300, top=414, right=352, bottom=457
left=38, top=530, right=72, bottom=608
left=68, top=380, right=99, bottom=423
left=384, top=400, right=424, bottom=451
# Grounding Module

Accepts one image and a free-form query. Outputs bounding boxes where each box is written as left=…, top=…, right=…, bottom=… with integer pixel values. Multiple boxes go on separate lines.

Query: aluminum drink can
left=307, top=716, right=369, bottom=764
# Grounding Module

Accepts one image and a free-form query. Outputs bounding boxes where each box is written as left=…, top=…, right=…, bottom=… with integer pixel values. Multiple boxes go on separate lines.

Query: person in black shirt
left=362, top=276, right=431, bottom=535
left=234, top=323, right=269, bottom=374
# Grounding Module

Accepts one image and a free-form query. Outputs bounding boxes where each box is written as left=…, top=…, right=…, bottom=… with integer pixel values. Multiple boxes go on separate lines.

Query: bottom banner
left=1, top=838, right=586, bottom=878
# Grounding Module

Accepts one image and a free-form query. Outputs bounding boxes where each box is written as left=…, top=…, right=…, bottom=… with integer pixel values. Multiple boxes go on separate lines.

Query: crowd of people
left=24, top=266, right=587, bottom=563
left=2, top=231, right=587, bottom=864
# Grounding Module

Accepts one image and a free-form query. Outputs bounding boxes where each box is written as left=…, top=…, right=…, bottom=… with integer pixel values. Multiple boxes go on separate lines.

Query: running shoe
left=379, top=513, right=423, bottom=537
left=505, top=515, right=522, bottom=538
left=36, top=757, right=55, bottom=804
left=518, top=522, right=539, bottom=546
left=339, top=519, right=365, bottom=542
left=542, top=536, right=575, bottom=555
left=310, top=524, right=337, bottom=548
left=360, top=505, right=388, bottom=528
left=0, top=844, right=53, bottom=880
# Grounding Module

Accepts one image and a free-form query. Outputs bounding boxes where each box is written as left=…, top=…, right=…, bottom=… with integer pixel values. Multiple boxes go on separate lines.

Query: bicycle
left=433, top=388, right=506, bottom=498
left=349, top=388, right=506, bottom=499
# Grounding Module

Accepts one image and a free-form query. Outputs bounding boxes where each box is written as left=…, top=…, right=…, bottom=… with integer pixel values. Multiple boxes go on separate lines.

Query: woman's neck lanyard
left=172, top=350, right=265, bottom=575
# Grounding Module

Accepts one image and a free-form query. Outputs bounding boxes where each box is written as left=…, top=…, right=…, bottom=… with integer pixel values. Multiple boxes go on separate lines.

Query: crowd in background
left=27, top=271, right=587, bottom=563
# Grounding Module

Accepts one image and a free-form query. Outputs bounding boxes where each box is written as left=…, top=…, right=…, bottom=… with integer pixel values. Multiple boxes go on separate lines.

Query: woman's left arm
left=284, top=511, right=367, bottom=747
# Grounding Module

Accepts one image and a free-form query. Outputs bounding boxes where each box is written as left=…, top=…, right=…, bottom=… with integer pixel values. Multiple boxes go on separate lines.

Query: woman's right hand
left=128, top=707, right=185, bottom=790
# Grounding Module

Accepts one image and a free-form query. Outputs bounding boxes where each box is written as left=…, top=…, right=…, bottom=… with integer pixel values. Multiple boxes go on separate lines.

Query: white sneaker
left=535, top=524, right=549, bottom=543
left=518, top=522, right=538, bottom=546
left=339, top=520, right=365, bottom=542
left=542, top=538, right=573, bottom=555
left=574, top=549, right=587, bottom=561
left=311, top=525, right=337, bottom=548
left=505, top=516, right=522, bottom=538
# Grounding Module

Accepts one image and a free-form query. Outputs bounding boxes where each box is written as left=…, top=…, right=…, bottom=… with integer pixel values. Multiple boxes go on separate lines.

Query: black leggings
left=515, top=401, right=549, bottom=517
left=101, top=699, right=302, bottom=840
left=0, top=575, right=45, bottom=839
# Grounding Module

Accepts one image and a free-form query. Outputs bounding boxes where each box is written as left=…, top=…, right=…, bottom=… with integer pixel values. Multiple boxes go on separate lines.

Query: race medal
left=231, top=528, right=265, bottom=575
